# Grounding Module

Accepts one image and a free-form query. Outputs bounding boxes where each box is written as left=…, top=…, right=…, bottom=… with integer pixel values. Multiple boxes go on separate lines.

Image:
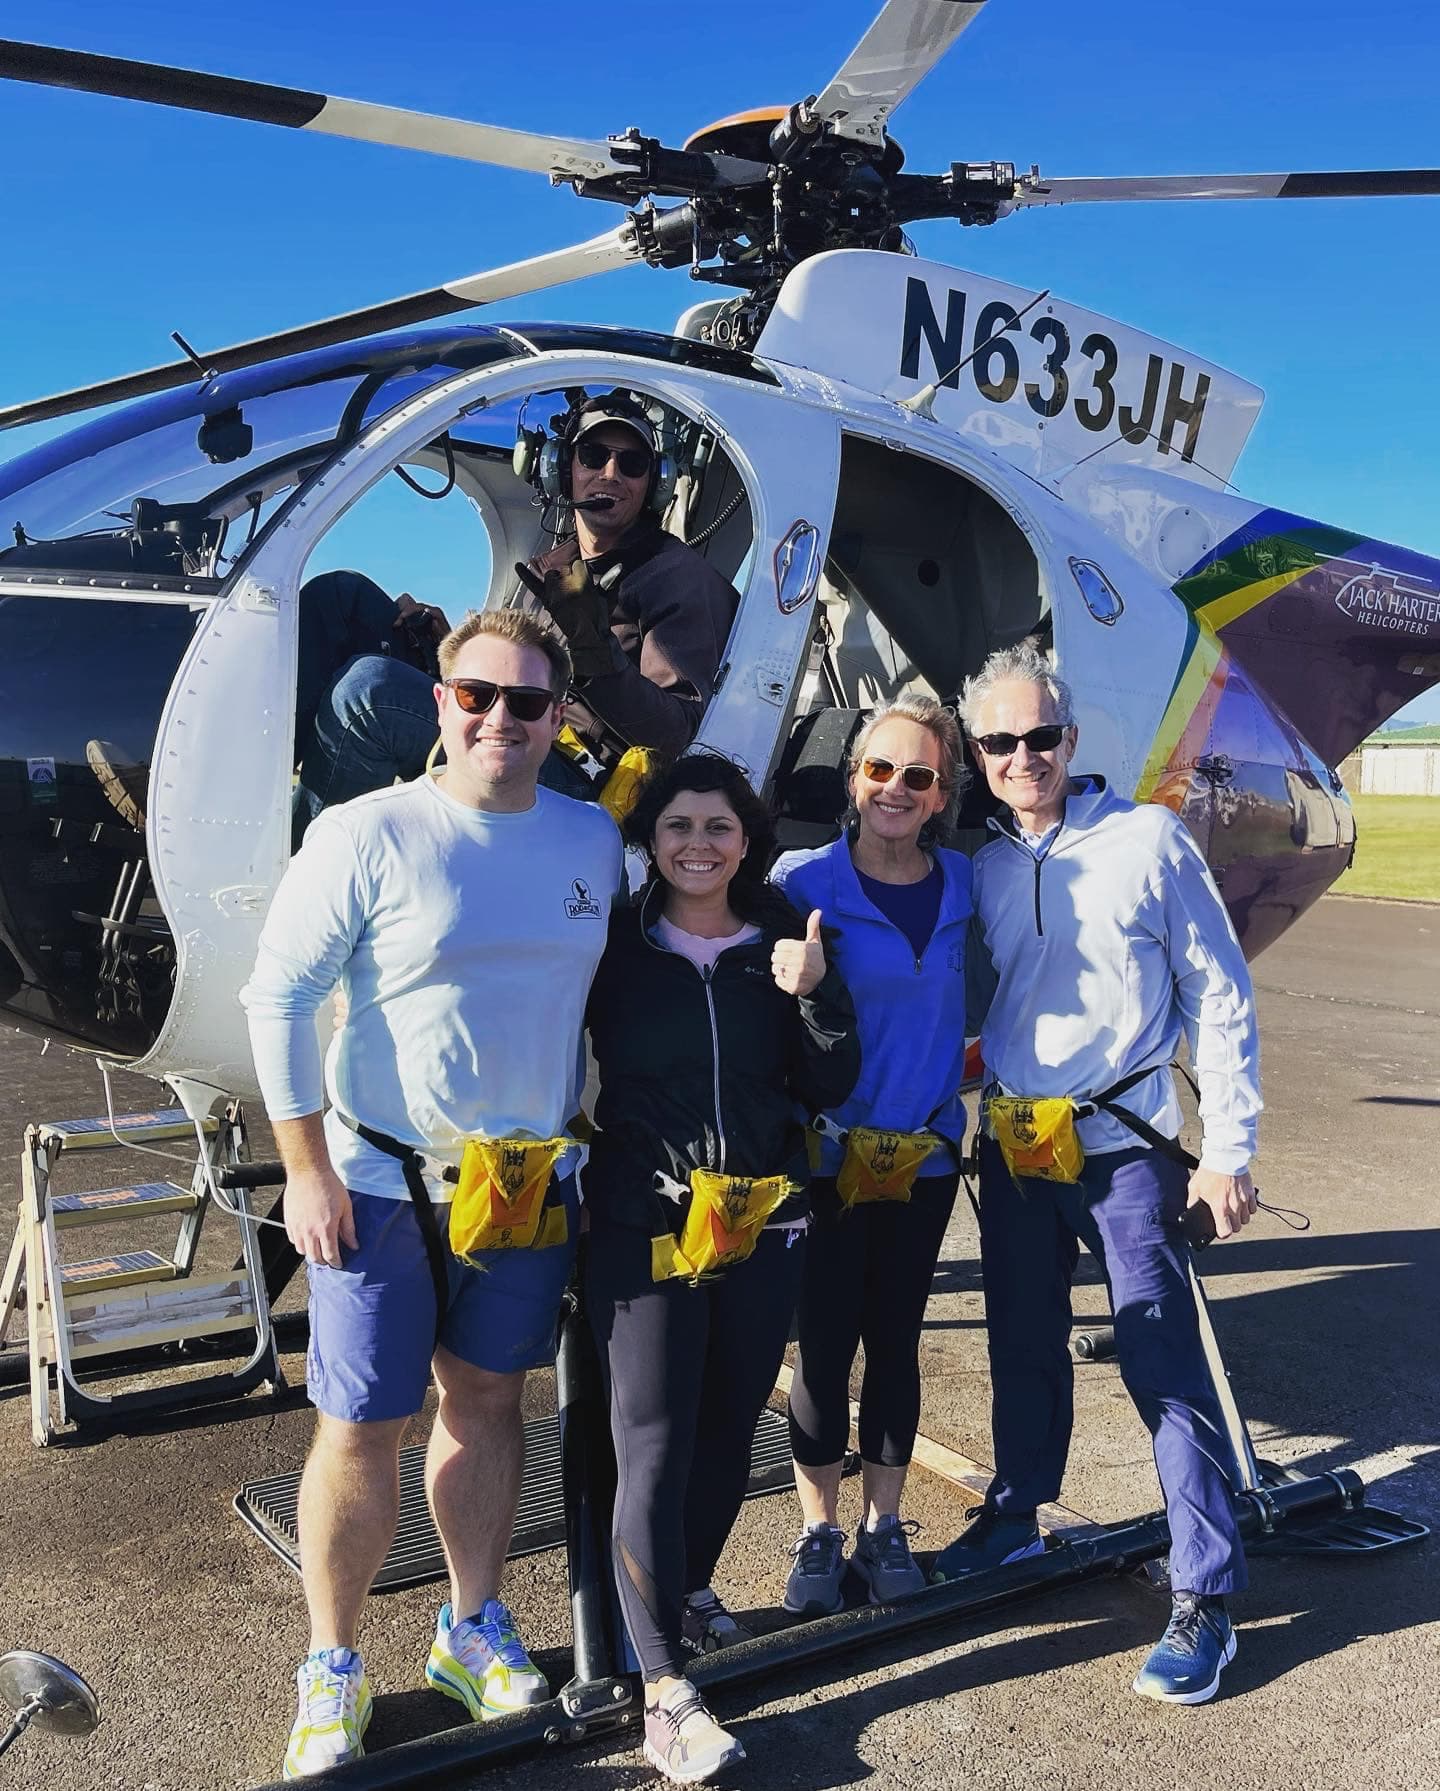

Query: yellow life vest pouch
left=598, top=745, right=661, bottom=824
left=985, top=1095, right=1085, bottom=1185
left=449, top=1136, right=572, bottom=1262
left=650, top=1170, right=797, bottom=1285
left=836, top=1127, right=942, bottom=1208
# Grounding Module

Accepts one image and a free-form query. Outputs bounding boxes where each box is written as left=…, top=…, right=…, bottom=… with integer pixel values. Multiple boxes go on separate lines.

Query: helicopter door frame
left=120, top=353, right=842, bottom=1099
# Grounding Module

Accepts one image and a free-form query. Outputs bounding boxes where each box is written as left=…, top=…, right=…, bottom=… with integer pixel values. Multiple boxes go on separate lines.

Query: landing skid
left=244, top=1260, right=1427, bottom=1791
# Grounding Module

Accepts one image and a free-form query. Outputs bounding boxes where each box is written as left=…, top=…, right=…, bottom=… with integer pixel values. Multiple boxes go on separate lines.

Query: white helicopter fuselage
left=4, top=246, right=1415, bottom=1109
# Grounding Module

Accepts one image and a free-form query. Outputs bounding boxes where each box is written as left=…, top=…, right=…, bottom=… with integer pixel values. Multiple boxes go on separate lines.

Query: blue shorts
left=306, top=1177, right=579, bottom=1423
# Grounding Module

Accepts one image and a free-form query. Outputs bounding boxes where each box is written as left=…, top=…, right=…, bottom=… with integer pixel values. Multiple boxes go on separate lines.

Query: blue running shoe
left=930, top=1505, right=1044, bottom=1582
left=783, top=1524, right=848, bottom=1617
left=426, top=1600, right=548, bottom=1719
left=1133, top=1593, right=1236, bottom=1704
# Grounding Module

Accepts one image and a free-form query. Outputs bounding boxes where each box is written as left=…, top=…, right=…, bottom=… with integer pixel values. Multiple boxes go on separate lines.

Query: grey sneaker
left=679, top=1588, right=752, bottom=1655
left=852, top=1515, right=926, bottom=1603
left=643, top=1681, right=745, bottom=1784
left=783, top=1523, right=848, bottom=1616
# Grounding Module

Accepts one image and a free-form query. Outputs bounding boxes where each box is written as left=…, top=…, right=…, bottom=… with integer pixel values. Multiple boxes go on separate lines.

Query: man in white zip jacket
left=933, top=639, right=1261, bottom=1708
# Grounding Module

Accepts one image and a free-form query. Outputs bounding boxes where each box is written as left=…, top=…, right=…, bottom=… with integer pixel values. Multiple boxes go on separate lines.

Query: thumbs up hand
left=772, top=909, right=827, bottom=997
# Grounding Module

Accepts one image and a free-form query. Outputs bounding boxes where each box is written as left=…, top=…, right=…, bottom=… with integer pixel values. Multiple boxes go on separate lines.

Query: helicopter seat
left=771, top=706, right=864, bottom=854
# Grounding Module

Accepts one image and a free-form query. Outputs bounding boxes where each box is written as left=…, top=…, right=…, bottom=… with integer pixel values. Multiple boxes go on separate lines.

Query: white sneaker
left=283, top=1647, right=372, bottom=1780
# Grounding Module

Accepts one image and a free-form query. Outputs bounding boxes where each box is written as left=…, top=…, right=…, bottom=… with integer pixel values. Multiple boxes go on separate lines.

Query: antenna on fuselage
left=898, top=287, right=1050, bottom=421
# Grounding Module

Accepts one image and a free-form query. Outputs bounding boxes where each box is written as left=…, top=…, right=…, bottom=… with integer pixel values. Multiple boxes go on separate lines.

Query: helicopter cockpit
left=0, top=326, right=767, bottom=1062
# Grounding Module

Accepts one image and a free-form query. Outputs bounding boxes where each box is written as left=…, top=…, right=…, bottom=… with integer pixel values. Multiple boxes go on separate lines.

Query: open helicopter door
left=116, top=346, right=841, bottom=1105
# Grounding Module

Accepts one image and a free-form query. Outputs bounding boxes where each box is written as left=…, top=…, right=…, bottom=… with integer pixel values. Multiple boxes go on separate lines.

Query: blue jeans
left=978, top=1136, right=1247, bottom=1595
left=293, top=653, right=439, bottom=847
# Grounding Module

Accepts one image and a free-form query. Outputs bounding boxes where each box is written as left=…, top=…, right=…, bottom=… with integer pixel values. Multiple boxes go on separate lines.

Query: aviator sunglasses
left=442, top=678, right=556, bottom=722
left=574, top=439, right=652, bottom=479
left=859, top=756, right=942, bottom=793
left=971, top=725, right=1069, bottom=756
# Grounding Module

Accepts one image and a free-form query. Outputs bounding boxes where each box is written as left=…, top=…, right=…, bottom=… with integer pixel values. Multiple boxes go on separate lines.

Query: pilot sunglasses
left=442, top=678, right=556, bottom=722
left=859, top=756, right=941, bottom=793
left=972, top=725, right=1069, bottom=756
left=574, top=439, right=652, bottom=478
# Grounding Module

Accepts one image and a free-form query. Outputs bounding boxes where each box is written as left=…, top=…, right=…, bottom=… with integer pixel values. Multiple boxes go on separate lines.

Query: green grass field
left=1333, top=794, right=1440, bottom=903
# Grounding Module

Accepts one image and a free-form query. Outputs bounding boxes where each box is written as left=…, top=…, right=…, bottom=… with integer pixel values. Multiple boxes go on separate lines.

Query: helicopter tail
left=1170, top=507, right=1440, bottom=766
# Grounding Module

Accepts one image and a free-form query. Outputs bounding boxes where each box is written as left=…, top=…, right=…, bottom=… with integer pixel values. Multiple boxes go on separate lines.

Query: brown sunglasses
left=859, top=756, right=942, bottom=793
left=442, top=678, right=556, bottom=722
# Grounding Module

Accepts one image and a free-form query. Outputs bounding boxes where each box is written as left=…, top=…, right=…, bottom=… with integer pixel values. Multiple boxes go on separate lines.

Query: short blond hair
left=437, top=607, right=572, bottom=695
left=851, top=695, right=969, bottom=836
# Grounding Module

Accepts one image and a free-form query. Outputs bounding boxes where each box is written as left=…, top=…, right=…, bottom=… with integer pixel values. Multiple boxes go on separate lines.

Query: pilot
left=291, top=391, right=739, bottom=835
left=514, top=391, right=739, bottom=769
left=934, top=638, right=1262, bottom=1708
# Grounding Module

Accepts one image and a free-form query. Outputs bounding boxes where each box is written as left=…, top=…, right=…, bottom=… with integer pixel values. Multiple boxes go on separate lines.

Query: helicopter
left=0, top=0, right=1437, bottom=1115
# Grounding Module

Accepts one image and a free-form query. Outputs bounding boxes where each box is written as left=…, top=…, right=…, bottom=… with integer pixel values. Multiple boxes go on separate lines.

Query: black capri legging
left=585, top=1217, right=804, bottom=1683
left=787, top=1171, right=958, bottom=1469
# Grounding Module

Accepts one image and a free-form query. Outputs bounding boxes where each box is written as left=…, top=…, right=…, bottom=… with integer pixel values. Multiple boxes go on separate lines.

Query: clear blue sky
left=4, top=0, right=1437, bottom=721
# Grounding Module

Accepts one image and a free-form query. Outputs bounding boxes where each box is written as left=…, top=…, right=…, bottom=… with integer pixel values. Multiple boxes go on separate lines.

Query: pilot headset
left=516, top=389, right=678, bottom=516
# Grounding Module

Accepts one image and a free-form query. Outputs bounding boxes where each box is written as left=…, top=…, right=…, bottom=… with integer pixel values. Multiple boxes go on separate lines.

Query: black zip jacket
left=583, top=887, right=862, bottom=1237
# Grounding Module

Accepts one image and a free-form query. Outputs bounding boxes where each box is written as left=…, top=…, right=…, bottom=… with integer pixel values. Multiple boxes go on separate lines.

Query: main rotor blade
left=1012, top=169, right=1440, bottom=207
left=812, top=0, right=987, bottom=146
left=0, top=38, right=625, bottom=180
left=0, top=227, right=640, bottom=433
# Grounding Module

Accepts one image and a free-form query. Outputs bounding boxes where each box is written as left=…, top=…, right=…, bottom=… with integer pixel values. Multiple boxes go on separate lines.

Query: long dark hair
left=624, top=751, right=806, bottom=937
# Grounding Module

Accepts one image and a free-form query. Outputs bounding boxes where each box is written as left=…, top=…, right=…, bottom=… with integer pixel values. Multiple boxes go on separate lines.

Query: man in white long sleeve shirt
left=933, top=640, right=1261, bottom=1710
left=241, top=607, right=620, bottom=1780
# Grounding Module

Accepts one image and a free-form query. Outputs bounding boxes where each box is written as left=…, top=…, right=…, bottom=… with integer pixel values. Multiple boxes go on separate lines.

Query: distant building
left=1356, top=733, right=1440, bottom=797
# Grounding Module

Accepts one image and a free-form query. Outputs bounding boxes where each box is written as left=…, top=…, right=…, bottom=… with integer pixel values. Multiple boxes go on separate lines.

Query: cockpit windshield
left=0, top=328, right=528, bottom=581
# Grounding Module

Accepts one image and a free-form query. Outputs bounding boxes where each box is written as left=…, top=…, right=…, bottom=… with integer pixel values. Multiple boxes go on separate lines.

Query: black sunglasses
left=442, top=678, right=556, bottom=723
left=574, top=439, right=652, bottom=479
left=972, top=725, right=1069, bottom=756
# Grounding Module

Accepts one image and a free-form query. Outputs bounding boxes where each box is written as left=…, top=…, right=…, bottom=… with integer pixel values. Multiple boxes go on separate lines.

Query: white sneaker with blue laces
left=283, top=1646, right=372, bottom=1780
left=425, top=1599, right=549, bottom=1719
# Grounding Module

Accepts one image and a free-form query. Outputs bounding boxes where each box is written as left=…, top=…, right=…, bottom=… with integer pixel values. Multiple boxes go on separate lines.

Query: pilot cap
left=571, top=397, right=656, bottom=458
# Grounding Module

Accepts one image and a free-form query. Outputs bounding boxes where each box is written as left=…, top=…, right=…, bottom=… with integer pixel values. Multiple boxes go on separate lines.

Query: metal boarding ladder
left=0, top=1101, right=282, bottom=1445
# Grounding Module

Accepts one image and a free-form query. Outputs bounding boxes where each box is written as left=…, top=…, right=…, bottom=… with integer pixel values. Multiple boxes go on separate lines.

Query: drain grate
left=236, top=1407, right=798, bottom=1590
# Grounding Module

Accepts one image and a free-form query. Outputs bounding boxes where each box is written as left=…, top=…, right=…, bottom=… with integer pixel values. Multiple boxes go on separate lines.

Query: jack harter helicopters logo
left=1332, top=561, right=1440, bottom=640
left=565, top=878, right=602, bottom=919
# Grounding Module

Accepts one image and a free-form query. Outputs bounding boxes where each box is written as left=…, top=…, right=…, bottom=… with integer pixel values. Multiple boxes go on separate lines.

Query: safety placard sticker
left=26, top=757, right=57, bottom=805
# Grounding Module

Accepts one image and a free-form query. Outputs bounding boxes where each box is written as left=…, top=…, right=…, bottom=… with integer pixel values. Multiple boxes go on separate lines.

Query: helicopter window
left=0, top=331, right=531, bottom=581
left=777, top=433, right=1046, bottom=852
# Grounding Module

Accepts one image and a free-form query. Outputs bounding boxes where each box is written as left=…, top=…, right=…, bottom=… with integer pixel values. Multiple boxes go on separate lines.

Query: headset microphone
left=570, top=495, right=617, bottom=512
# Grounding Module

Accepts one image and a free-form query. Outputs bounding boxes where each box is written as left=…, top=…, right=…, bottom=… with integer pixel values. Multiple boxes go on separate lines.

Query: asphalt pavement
left=0, top=895, right=1435, bottom=1791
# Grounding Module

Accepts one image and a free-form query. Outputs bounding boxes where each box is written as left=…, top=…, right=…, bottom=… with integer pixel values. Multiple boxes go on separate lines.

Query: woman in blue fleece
left=771, top=696, right=973, bottom=1612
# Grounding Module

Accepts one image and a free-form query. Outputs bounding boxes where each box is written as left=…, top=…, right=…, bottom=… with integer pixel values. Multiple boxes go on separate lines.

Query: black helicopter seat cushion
left=771, top=706, right=865, bottom=853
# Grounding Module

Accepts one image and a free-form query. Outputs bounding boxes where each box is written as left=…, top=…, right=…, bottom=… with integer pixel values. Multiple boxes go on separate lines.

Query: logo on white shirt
left=564, top=878, right=602, bottom=919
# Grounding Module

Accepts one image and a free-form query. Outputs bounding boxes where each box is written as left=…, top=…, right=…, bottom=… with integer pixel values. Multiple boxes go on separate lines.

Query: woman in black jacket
left=584, top=753, right=860, bottom=1785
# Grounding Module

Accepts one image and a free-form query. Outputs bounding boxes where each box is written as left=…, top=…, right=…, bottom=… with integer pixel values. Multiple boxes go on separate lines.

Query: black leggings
left=787, top=1172, right=958, bottom=1469
left=585, top=1218, right=804, bottom=1682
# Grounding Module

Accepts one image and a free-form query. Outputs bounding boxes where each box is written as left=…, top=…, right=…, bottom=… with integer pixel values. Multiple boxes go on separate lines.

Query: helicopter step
left=0, top=1100, right=283, bottom=1445
left=58, top=1248, right=179, bottom=1296
left=51, top=1181, right=200, bottom=1230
